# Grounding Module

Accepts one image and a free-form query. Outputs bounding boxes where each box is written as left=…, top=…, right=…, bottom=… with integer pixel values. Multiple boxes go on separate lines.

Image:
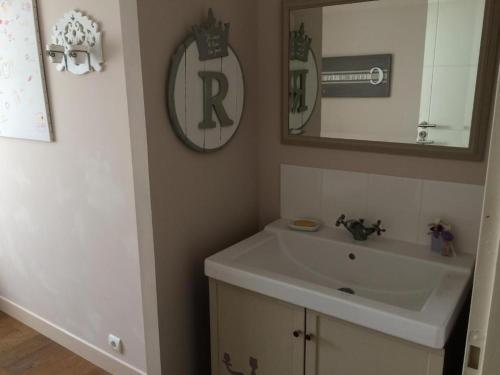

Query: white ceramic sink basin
left=205, top=219, right=474, bottom=349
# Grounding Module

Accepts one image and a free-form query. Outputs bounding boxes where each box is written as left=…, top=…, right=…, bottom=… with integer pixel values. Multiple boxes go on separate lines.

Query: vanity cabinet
left=210, top=280, right=444, bottom=375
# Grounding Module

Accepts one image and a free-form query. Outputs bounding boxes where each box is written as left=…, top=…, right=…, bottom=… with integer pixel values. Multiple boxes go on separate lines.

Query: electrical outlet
left=108, top=334, right=123, bottom=353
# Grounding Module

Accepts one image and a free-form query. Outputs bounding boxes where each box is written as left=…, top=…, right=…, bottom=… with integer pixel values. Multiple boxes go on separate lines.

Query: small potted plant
left=429, top=220, right=455, bottom=257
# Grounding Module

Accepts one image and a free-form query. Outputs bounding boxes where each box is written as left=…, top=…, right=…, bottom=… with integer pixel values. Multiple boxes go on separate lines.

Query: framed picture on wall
left=0, top=0, right=53, bottom=142
left=321, top=54, right=392, bottom=98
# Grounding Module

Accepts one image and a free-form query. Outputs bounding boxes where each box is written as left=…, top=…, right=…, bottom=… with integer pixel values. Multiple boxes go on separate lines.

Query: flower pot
left=431, top=236, right=444, bottom=254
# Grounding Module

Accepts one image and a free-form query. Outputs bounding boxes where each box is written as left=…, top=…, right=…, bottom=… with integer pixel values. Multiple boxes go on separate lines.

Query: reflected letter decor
left=288, top=23, right=318, bottom=135
left=167, top=9, right=245, bottom=152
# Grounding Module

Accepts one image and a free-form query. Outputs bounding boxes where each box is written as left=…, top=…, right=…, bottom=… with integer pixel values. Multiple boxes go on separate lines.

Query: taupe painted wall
left=257, top=0, right=488, bottom=227
left=0, top=0, right=147, bottom=371
left=136, top=0, right=259, bottom=373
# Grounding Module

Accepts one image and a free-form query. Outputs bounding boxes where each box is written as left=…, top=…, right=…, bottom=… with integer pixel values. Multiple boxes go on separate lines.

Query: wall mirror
left=283, top=0, right=500, bottom=160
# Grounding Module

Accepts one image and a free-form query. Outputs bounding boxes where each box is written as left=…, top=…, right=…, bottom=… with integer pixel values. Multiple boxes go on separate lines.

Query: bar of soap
left=288, top=219, right=321, bottom=232
left=294, top=219, right=317, bottom=227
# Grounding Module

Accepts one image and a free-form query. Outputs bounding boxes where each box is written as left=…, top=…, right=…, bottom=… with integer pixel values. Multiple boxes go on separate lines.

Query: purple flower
left=442, top=231, right=454, bottom=242
left=429, top=222, right=454, bottom=242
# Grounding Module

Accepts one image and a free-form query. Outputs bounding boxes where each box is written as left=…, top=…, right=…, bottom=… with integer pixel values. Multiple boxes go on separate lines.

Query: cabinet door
left=305, top=310, right=444, bottom=375
left=210, top=280, right=305, bottom=375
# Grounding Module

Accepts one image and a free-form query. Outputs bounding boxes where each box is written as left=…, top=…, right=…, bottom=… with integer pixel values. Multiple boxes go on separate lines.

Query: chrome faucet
left=335, top=214, right=386, bottom=241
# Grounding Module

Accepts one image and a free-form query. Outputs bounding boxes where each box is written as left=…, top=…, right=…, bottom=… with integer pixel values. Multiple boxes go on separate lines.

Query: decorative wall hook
left=45, top=10, right=103, bottom=75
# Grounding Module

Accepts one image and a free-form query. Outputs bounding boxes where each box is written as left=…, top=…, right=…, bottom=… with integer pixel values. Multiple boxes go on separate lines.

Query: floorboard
left=0, top=312, right=109, bottom=375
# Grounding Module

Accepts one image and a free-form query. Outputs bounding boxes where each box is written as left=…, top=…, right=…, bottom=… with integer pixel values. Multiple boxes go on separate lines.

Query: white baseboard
left=0, top=296, right=146, bottom=375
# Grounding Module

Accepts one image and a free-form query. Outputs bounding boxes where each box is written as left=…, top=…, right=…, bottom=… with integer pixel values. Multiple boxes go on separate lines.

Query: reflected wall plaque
left=322, top=54, right=392, bottom=98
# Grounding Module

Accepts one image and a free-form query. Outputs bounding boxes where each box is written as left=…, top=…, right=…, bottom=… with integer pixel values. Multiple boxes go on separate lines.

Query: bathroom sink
left=205, top=219, right=474, bottom=349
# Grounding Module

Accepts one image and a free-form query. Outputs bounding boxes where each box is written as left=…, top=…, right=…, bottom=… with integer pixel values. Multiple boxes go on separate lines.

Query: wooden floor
left=0, top=312, right=109, bottom=375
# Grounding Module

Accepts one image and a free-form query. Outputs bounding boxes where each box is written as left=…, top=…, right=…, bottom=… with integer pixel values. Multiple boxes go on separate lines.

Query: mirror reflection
left=289, top=0, right=486, bottom=147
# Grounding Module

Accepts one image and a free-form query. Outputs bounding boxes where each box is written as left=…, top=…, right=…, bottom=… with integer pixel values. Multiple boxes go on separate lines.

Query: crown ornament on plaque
left=289, top=23, right=312, bottom=62
left=193, top=8, right=230, bottom=61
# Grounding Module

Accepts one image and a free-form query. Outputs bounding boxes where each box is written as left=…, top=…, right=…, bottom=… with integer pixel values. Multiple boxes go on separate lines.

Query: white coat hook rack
left=45, top=10, right=104, bottom=75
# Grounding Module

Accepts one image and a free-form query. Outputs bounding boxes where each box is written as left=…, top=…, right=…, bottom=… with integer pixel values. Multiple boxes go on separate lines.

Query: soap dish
left=288, top=218, right=321, bottom=232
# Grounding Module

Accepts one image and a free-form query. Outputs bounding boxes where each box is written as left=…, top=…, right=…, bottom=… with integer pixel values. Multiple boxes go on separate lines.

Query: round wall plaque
left=167, top=9, right=245, bottom=152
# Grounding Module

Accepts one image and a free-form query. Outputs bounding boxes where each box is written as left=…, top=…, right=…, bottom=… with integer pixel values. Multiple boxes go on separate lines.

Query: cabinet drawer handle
left=305, top=334, right=313, bottom=341
left=293, top=330, right=302, bottom=338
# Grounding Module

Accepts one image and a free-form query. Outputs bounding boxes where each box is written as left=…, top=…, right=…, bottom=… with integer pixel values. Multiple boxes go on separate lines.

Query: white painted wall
left=0, top=0, right=147, bottom=372
left=463, top=73, right=500, bottom=375
left=281, top=164, right=484, bottom=255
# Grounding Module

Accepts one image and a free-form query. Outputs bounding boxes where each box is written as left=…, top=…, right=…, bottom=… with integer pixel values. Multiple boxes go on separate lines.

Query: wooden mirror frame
left=282, top=0, right=500, bottom=161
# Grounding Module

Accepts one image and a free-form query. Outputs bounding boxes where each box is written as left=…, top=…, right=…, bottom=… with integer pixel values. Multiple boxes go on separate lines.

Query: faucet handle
left=373, top=220, right=386, bottom=236
left=336, top=214, right=346, bottom=227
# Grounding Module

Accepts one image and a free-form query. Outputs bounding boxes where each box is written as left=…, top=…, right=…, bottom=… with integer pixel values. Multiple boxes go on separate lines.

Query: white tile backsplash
left=281, top=165, right=323, bottom=220
left=366, top=174, right=423, bottom=243
left=322, top=169, right=368, bottom=226
left=281, top=164, right=484, bottom=254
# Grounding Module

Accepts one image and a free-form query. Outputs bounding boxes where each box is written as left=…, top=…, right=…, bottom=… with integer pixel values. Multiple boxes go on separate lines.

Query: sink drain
left=338, top=287, right=355, bottom=295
